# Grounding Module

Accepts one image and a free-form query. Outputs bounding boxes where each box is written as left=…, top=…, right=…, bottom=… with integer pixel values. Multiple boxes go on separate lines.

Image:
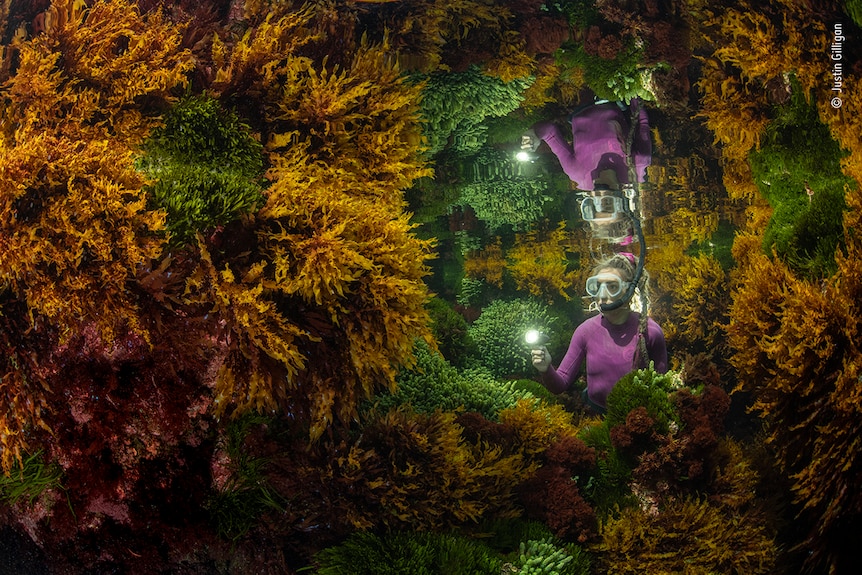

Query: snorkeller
left=530, top=253, right=667, bottom=413
left=523, top=99, right=650, bottom=246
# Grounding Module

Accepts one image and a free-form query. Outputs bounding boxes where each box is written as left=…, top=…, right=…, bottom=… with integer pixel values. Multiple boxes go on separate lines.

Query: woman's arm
left=647, top=319, right=668, bottom=373
left=541, top=328, right=587, bottom=394
left=631, top=100, right=652, bottom=182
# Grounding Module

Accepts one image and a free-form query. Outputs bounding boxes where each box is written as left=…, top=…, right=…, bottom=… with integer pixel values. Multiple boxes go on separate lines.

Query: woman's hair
left=590, top=253, right=652, bottom=369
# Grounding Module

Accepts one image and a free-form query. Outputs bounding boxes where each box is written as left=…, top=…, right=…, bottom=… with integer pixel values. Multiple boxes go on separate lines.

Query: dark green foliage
left=138, top=94, right=266, bottom=244
left=556, top=41, right=655, bottom=104
left=543, top=0, right=601, bottom=29
left=478, top=518, right=556, bottom=553
left=843, top=0, right=862, bottom=28
left=477, top=518, right=592, bottom=575
left=467, top=298, right=558, bottom=378
left=452, top=147, right=552, bottom=232
left=686, top=220, right=738, bottom=272
left=314, top=530, right=503, bottom=575
left=604, top=365, right=680, bottom=434
left=514, top=537, right=592, bottom=575
left=416, top=67, right=533, bottom=157
left=207, top=413, right=282, bottom=542
left=511, top=378, right=560, bottom=405
left=426, top=296, right=476, bottom=367
left=372, top=340, right=532, bottom=421
left=458, top=179, right=549, bottom=232
left=576, top=424, right=635, bottom=516
left=749, top=80, right=853, bottom=278
left=0, top=451, right=62, bottom=506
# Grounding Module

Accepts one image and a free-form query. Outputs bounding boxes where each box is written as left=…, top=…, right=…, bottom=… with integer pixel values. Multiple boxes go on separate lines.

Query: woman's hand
left=531, top=346, right=551, bottom=373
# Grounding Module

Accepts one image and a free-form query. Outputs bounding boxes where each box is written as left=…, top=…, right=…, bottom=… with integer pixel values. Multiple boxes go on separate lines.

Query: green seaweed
left=604, top=364, right=681, bottom=434
left=313, top=530, right=503, bottom=575
left=749, top=79, right=853, bottom=278
left=0, top=451, right=63, bottom=506
left=372, top=340, right=532, bottom=421
left=137, top=93, right=266, bottom=244
left=513, top=537, right=591, bottom=575
left=416, top=67, right=533, bottom=157
left=426, top=296, right=477, bottom=368
left=206, top=413, right=283, bottom=542
left=467, top=298, right=559, bottom=379
left=556, top=40, right=656, bottom=104
left=576, top=424, right=636, bottom=516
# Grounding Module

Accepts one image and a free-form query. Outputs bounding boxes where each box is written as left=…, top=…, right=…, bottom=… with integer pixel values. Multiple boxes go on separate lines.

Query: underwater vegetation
left=466, top=297, right=559, bottom=378
left=137, top=92, right=266, bottom=245
left=0, top=1, right=859, bottom=574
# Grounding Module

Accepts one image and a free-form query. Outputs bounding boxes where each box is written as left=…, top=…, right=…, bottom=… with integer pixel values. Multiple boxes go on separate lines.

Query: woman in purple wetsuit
left=529, top=253, right=667, bottom=414
left=528, top=99, right=651, bottom=191
left=524, top=99, right=651, bottom=244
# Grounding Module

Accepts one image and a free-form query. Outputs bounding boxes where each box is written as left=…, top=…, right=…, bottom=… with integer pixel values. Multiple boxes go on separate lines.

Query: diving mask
left=585, top=273, right=629, bottom=299
left=580, top=195, right=626, bottom=221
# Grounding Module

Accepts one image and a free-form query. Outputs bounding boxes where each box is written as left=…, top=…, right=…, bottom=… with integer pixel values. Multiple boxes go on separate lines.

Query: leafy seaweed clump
left=514, top=537, right=591, bottom=575
left=467, top=298, right=558, bottom=379
left=595, top=497, right=777, bottom=574
left=426, top=296, right=476, bottom=367
left=451, top=147, right=552, bottom=232
left=556, top=41, right=655, bottom=104
left=604, top=364, right=681, bottom=434
left=417, top=66, right=532, bottom=157
left=0, top=451, right=63, bottom=506
left=206, top=413, right=282, bottom=542
left=373, top=340, right=532, bottom=422
left=138, top=94, right=266, bottom=244
left=749, top=79, right=853, bottom=278
left=314, top=529, right=502, bottom=575
left=576, top=424, right=635, bottom=516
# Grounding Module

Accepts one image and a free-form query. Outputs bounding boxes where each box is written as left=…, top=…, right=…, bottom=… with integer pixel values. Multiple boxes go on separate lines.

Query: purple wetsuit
left=533, top=101, right=651, bottom=190
left=542, top=312, right=667, bottom=409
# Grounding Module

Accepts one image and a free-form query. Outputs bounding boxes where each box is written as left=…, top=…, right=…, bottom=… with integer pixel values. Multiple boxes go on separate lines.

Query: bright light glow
left=515, top=151, right=531, bottom=162
left=524, top=329, right=541, bottom=345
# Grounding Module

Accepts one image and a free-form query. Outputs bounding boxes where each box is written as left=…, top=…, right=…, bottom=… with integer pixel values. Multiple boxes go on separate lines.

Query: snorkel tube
left=599, top=210, right=645, bottom=312
left=600, top=97, right=646, bottom=313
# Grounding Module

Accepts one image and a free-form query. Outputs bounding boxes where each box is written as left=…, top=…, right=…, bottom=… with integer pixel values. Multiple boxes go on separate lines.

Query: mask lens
left=580, top=198, right=596, bottom=220
left=598, top=196, right=616, bottom=213
left=585, top=274, right=628, bottom=298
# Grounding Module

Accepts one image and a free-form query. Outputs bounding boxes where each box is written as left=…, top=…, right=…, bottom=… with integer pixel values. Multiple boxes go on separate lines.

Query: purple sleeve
left=533, top=121, right=581, bottom=184
left=541, top=326, right=587, bottom=394
left=632, top=101, right=651, bottom=182
left=647, top=318, right=668, bottom=373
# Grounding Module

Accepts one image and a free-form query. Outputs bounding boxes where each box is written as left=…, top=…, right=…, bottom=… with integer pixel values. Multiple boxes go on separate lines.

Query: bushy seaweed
left=467, top=298, right=558, bottom=378
left=206, top=413, right=283, bottom=542
left=749, top=79, right=852, bottom=278
left=314, top=529, right=503, bottom=575
left=556, top=41, right=654, bottom=104
left=604, top=364, right=681, bottom=434
left=138, top=93, right=266, bottom=244
left=0, top=451, right=63, bottom=506
left=426, top=296, right=476, bottom=367
left=416, top=66, right=533, bottom=157
left=514, top=537, right=591, bottom=575
left=576, top=424, right=635, bottom=516
left=373, top=340, right=532, bottom=421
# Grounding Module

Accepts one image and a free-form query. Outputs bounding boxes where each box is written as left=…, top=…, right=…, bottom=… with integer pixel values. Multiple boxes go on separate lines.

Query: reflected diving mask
left=580, top=195, right=626, bottom=221
left=585, top=273, right=629, bottom=299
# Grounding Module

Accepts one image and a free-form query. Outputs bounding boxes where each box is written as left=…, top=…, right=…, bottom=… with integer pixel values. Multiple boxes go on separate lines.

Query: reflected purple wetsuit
left=542, top=312, right=667, bottom=409
left=533, top=101, right=651, bottom=190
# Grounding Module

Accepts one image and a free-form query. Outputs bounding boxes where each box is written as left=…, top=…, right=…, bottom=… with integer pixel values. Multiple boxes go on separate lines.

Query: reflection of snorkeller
left=525, top=99, right=650, bottom=244
left=527, top=99, right=651, bottom=192
left=580, top=181, right=637, bottom=244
